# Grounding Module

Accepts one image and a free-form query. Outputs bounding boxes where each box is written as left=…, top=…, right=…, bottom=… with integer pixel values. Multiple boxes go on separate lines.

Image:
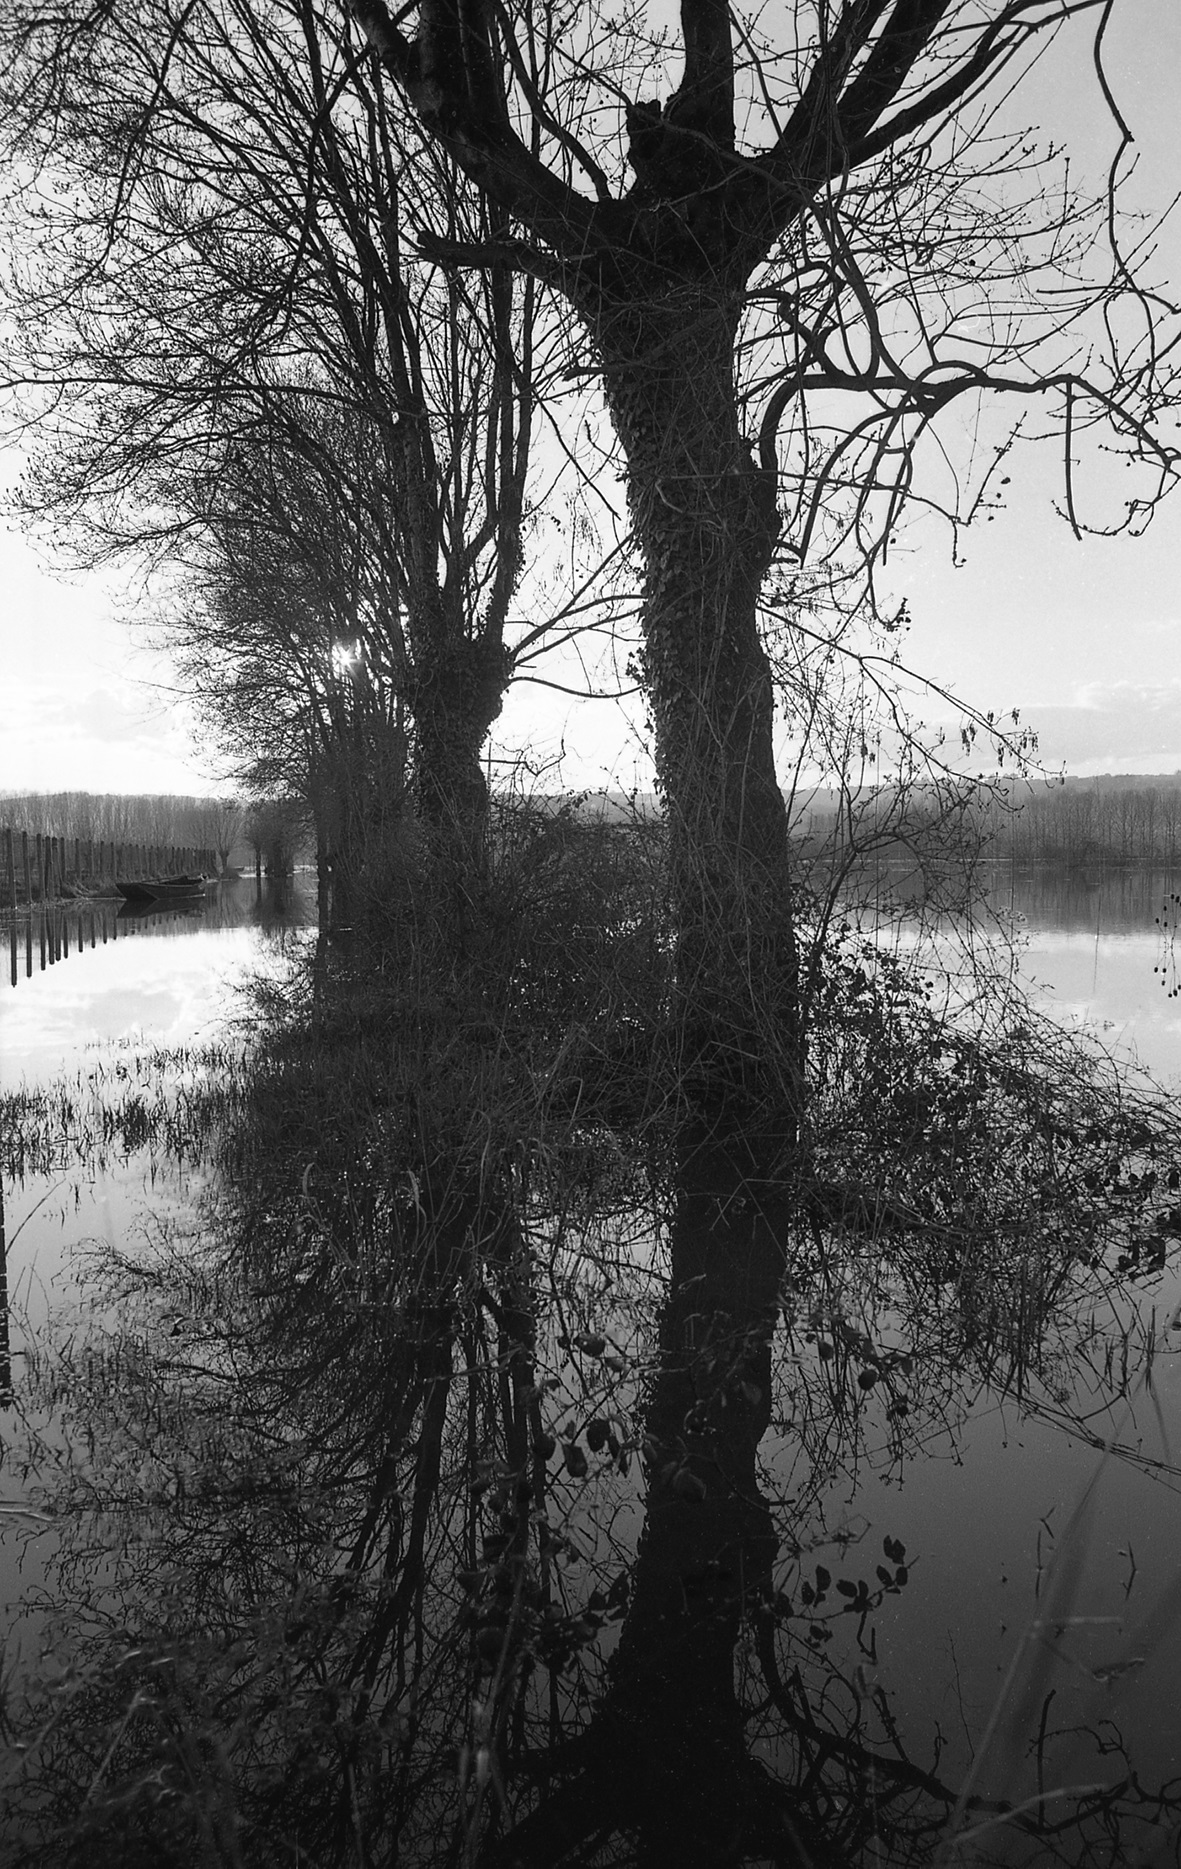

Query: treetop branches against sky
left=0, top=0, right=1179, bottom=797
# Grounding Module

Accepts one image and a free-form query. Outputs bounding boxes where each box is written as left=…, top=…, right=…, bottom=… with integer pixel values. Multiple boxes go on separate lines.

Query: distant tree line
left=976, top=778, right=1181, bottom=865
left=796, top=776, right=1181, bottom=871
left=0, top=792, right=307, bottom=876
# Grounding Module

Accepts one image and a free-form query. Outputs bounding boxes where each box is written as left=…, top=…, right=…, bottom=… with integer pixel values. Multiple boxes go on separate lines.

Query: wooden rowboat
left=116, top=875, right=208, bottom=903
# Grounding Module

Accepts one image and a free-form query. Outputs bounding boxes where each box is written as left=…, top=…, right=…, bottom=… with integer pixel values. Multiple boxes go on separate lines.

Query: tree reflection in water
left=4, top=921, right=1181, bottom=1867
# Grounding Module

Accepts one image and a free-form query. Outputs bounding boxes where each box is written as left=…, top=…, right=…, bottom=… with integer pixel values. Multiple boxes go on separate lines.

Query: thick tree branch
left=344, top=0, right=599, bottom=256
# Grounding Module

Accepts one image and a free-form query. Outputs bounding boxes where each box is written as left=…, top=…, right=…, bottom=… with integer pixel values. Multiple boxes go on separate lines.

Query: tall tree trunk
left=410, top=632, right=510, bottom=860
left=407, top=632, right=512, bottom=969
left=589, top=283, right=800, bottom=1166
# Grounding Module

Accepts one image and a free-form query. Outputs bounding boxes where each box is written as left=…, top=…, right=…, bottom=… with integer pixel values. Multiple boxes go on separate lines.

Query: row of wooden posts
left=2, top=829, right=217, bottom=913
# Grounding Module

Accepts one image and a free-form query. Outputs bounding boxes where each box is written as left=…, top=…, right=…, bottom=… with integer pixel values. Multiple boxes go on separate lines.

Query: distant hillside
left=1040, top=771, right=1181, bottom=794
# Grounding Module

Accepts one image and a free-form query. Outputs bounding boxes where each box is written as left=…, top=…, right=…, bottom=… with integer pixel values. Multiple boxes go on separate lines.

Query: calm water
left=2, top=864, right=1180, bottom=1861
left=1, top=881, right=316, bottom=1089
left=990, top=863, right=1181, bottom=1081
left=0, top=882, right=315, bottom=1671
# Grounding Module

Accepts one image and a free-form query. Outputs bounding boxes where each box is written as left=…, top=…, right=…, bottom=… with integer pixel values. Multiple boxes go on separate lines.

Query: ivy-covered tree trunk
left=410, top=633, right=511, bottom=860
left=590, top=284, right=800, bottom=1163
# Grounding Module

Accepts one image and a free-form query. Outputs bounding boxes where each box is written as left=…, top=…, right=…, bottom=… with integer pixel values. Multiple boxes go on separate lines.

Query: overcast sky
left=2, top=0, right=1178, bottom=802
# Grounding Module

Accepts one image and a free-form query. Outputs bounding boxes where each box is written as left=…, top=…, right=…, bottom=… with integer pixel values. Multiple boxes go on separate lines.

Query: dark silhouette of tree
left=327, top=0, right=1181, bottom=1101
left=0, top=0, right=589, bottom=875
left=164, top=409, right=414, bottom=911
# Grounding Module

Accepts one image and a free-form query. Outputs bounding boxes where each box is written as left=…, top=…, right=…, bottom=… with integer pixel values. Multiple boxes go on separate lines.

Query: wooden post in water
left=22, top=832, right=30, bottom=912
left=0, top=1172, right=13, bottom=1405
left=5, top=831, right=14, bottom=989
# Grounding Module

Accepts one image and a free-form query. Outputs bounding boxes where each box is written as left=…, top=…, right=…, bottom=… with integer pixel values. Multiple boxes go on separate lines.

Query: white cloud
left=1068, top=678, right=1181, bottom=715
left=1019, top=688, right=1181, bottom=773
left=0, top=682, right=221, bottom=795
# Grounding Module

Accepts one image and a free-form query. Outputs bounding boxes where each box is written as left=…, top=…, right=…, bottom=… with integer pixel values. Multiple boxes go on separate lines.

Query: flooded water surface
left=2, top=865, right=1181, bottom=1865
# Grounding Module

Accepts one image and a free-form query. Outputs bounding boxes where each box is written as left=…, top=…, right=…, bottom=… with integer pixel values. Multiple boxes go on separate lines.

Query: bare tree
left=310, top=0, right=1181, bottom=1050
left=165, top=407, right=414, bottom=905
left=1, top=790, right=230, bottom=850
left=0, top=0, right=591, bottom=877
left=243, top=794, right=309, bottom=877
left=181, top=798, right=248, bottom=875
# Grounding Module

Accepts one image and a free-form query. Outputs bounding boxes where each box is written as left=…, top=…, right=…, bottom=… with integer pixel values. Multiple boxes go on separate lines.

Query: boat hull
left=116, top=875, right=207, bottom=903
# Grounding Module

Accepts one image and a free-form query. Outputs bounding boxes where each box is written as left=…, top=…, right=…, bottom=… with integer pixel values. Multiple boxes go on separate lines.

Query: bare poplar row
left=975, top=784, right=1181, bottom=865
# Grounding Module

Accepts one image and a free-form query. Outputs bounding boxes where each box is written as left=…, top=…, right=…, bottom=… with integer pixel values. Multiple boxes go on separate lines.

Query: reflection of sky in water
left=827, top=1288, right=1181, bottom=1791
left=826, top=868, right=1181, bottom=1789
left=0, top=923, right=265, bottom=1092
left=807, top=868, right=1181, bottom=1789
left=1018, top=932, right=1181, bottom=1081
left=989, top=863, right=1181, bottom=1082
left=1, top=897, right=300, bottom=1666
left=3, top=870, right=1181, bottom=1807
